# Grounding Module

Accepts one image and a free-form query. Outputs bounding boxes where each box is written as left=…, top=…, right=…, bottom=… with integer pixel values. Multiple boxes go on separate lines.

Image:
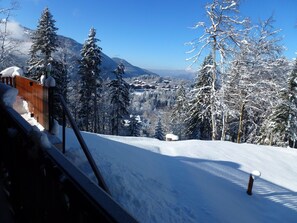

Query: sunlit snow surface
left=59, top=128, right=297, bottom=223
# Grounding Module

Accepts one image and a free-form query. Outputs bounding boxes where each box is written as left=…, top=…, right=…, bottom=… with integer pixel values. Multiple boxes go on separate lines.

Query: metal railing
left=0, top=83, right=137, bottom=223
left=57, top=94, right=110, bottom=194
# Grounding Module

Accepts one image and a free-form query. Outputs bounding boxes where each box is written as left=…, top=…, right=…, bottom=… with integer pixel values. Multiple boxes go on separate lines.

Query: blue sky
left=10, top=0, right=297, bottom=70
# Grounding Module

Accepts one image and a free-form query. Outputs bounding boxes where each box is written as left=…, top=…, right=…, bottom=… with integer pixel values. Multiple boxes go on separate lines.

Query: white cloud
left=6, top=20, right=26, bottom=40
left=0, top=20, right=26, bottom=41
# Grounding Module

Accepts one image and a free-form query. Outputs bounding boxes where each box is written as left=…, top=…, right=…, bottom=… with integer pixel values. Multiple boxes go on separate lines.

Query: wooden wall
left=14, top=76, right=49, bottom=130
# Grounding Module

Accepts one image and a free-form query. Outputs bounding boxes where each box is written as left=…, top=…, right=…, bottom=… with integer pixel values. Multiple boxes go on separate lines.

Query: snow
left=13, top=96, right=45, bottom=131
left=0, top=66, right=23, bottom=77
left=57, top=128, right=297, bottom=223
left=50, top=119, right=59, bottom=135
left=251, top=170, right=261, bottom=180
left=8, top=96, right=297, bottom=222
left=0, top=83, right=18, bottom=107
left=13, top=96, right=29, bottom=114
left=30, top=125, right=51, bottom=149
left=40, top=74, right=46, bottom=85
left=44, top=76, right=56, bottom=87
left=165, top=133, right=179, bottom=141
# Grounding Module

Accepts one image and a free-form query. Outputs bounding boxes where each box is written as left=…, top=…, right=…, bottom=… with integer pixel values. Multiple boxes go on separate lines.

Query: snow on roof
left=165, top=133, right=179, bottom=140
left=0, top=66, right=23, bottom=77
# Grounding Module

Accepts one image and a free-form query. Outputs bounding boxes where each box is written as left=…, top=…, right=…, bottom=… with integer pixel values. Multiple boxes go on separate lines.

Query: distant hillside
left=148, top=68, right=196, bottom=80
left=112, top=57, right=158, bottom=78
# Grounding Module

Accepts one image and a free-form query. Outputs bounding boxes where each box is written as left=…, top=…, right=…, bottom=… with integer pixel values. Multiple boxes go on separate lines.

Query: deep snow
left=7, top=88, right=297, bottom=222
left=58, top=128, right=297, bottom=223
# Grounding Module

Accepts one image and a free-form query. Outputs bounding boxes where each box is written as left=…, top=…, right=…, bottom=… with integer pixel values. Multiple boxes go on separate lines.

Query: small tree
left=109, top=63, right=130, bottom=135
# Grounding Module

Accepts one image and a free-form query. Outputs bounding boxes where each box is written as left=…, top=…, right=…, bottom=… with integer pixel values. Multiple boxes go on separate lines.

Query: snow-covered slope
left=58, top=128, right=297, bottom=223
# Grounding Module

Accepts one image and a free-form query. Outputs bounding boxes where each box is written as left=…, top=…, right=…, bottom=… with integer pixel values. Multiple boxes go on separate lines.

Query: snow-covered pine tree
left=171, top=84, right=188, bottom=140
left=49, top=59, right=69, bottom=124
left=98, top=79, right=112, bottom=134
left=154, top=118, right=164, bottom=140
left=265, top=59, right=297, bottom=147
left=77, top=27, right=102, bottom=132
left=27, top=7, right=59, bottom=80
left=27, top=7, right=69, bottom=124
left=187, top=0, right=248, bottom=140
left=185, top=54, right=213, bottom=139
left=109, top=63, right=130, bottom=135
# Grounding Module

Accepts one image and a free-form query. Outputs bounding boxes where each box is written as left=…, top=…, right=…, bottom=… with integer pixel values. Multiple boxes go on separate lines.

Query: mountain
left=148, top=68, right=196, bottom=80
left=112, top=57, right=158, bottom=78
left=7, top=22, right=158, bottom=79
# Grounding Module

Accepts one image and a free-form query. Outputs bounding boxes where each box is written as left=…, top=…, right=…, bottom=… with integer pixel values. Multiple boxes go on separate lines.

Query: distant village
left=128, top=76, right=181, bottom=92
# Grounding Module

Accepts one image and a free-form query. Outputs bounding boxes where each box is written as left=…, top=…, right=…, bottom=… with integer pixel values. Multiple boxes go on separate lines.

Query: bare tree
left=224, top=16, right=289, bottom=143
left=0, top=1, right=20, bottom=69
left=187, top=0, right=248, bottom=140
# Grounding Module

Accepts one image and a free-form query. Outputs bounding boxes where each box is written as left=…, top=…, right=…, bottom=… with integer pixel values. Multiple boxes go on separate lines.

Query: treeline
left=170, top=0, right=297, bottom=147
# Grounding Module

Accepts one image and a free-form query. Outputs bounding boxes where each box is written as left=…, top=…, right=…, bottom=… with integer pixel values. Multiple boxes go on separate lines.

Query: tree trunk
left=221, top=113, right=227, bottom=141
left=211, top=36, right=217, bottom=140
left=269, top=133, right=273, bottom=146
left=237, top=102, right=245, bottom=143
left=94, top=96, right=98, bottom=133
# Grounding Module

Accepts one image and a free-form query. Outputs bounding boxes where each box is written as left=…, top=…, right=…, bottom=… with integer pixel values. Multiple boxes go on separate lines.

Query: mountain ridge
left=7, top=22, right=159, bottom=79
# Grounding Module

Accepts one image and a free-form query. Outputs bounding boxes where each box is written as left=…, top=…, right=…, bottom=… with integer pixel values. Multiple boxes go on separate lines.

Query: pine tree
left=109, top=63, right=130, bottom=135
left=78, top=28, right=102, bottom=132
left=266, top=60, right=297, bottom=147
left=27, top=7, right=69, bottom=124
left=185, top=54, right=213, bottom=139
left=49, top=59, right=69, bottom=124
left=154, top=118, right=164, bottom=140
left=27, top=7, right=59, bottom=80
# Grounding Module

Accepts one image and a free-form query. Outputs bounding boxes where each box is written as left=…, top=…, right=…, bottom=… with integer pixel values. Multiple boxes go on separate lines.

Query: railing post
left=246, top=174, right=254, bottom=195
left=48, top=86, right=54, bottom=132
left=246, top=170, right=261, bottom=196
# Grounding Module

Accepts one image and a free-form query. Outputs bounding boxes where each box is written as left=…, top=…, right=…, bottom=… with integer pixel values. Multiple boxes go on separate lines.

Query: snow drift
left=57, top=127, right=297, bottom=223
